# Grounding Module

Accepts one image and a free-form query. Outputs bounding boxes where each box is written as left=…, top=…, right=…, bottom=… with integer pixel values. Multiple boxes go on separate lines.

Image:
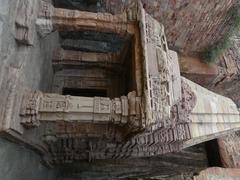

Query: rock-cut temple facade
left=1, top=0, right=240, bottom=179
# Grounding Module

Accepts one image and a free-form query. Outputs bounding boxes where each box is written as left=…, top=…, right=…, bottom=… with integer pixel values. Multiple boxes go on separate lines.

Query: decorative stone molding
left=20, top=91, right=42, bottom=128
left=36, top=0, right=54, bottom=37
left=20, top=91, right=144, bottom=128
left=194, top=167, right=240, bottom=180
left=218, top=132, right=240, bottom=168
left=42, top=80, right=195, bottom=163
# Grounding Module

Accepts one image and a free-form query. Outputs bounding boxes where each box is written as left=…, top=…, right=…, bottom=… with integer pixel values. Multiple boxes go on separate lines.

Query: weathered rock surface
left=179, top=55, right=219, bottom=89
left=194, top=167, right=240, bottom=180
left=59, top=145, right=207, bottom=180
left=180, top=40, right=240, bottom=107
left=0, top=0, right=59, bottom=179
left=0, top=138, right=58, bottom=180
left=218, top=132, right=240, bottom=168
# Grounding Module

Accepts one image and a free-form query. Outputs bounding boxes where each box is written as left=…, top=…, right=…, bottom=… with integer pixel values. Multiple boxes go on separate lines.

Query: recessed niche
left=52, top=31, right=135, bottom=99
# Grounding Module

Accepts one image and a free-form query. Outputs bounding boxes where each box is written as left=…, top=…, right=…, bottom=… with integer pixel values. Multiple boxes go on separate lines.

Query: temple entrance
left=52, top=31, right=135, bottom=99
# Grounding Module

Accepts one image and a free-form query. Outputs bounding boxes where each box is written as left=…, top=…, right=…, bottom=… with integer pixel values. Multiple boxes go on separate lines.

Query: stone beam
left=52, top=48, right=122, bottom=67
left=36, top=1, right=138, bottom=37
left=53, top=9, right=128, bottom=34
left=194, top=167, right=240, bottom=180
left=20, top=91, right=142, bottom=129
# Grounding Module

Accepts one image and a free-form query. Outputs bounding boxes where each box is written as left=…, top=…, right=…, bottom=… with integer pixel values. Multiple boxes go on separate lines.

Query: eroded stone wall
left=0, top=0, right=60, bottom=179
left=180, top=39, right=240, bottom=107
left=58, top=145, right=207, bottom=180
left=218, top=132, right=240, bottom=168
left=0, top=138, right=58, bottom=180
left=0, top=0, right=59, bottom=132
left=194, top=167, right=240, bottom=180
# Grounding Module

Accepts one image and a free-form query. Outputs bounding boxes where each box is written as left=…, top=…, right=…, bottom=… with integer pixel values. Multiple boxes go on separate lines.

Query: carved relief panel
left=139, top=7, right=181, bottom=129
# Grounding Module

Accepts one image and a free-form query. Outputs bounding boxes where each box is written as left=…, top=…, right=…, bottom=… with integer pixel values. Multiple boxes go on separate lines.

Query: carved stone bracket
left=20, top=91, right=42, bottom=128
left=127, top=91, right=143, bottom=131
left=15, top=0, right=36, bottom=45
left=36, top=0, right=54, bottom=37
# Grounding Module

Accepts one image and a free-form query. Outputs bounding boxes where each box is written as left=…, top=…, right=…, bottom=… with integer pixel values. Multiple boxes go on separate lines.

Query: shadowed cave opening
left=205, top=139, right=223, bottom=167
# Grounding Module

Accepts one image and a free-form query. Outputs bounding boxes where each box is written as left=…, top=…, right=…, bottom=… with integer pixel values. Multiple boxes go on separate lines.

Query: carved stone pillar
left=36, top=1, right=139, bottom=37
left=20, top=91, right=143, bottom=130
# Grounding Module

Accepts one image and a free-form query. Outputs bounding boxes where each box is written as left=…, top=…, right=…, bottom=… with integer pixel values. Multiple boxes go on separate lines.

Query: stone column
left=36, top=1, right=139, bottom=37
left=20, top=91, right=143, bottom=130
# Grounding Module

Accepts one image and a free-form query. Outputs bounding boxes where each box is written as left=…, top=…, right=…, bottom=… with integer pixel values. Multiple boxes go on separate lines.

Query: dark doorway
left=53, top=0, right=104, bottom=12
left=63, top=88, right=107, bottom=97
left=205, top=139, right=222, bottom=167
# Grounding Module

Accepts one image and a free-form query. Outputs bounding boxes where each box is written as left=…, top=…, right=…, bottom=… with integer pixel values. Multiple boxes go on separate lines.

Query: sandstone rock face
left=194, top=167, right=240, bottom=180
left=208, top=43, right=240, bottom=106
left=142, top=0, right=234, bottom=54
left=218, top=132, right=240, bottom=168
left=180, top=40, right=240, bottom=107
